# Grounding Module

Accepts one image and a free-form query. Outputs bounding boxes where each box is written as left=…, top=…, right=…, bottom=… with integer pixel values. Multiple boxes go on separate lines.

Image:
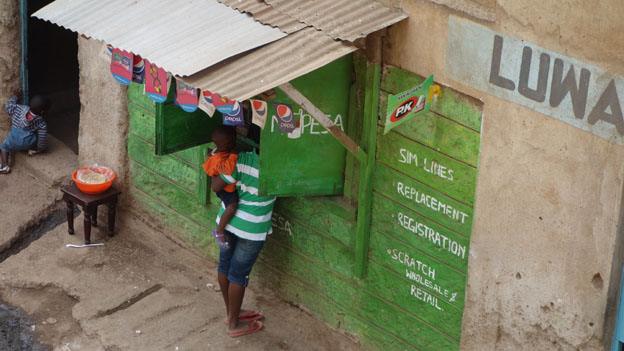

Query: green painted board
left=129, top=104, right=156, bottom=143
left=268, top=211, right=354, bottom=278
left=371, top=191, right=470, bottom=272
left=259, top=242, right=459, bottom=350
left=373, top=165, right=473, bottom=236
left=128, top=137, right=198, bottom=193
left=156, top=102, right=221, bottom=156
left=129, top=186, right=219, bottom=260
left=368, top=230, right=467, bottom=307
left=258, top=56, right=352, bottom=197
left=130, top=161, right=212, bottom=227
left=273, top=197, right=355, bottom=248
left=381, top=66, right=482, bottom=131
left=379, top=91, right=481, bottom=166
left=128, top=83, right=156, bottom=113
left=377, top=128, right=477, bottom=205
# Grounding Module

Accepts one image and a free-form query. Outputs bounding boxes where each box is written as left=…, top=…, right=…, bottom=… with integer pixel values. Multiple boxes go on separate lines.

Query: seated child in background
left=0, top=92, right=50, bottom=174
left=203, top=126, right=238, bottom=243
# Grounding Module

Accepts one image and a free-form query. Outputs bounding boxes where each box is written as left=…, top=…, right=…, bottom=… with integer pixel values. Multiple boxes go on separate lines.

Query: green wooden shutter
left=155, top=85, right=222, bottom=156
left=257, top=55, right=353, bottom=197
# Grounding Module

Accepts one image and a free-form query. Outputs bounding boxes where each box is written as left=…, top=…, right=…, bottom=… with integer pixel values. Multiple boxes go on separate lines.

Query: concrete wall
left=384, top=0, right=624, bottom=349
left=0, top=0, right=20, bottom=130
left=77, top=38, right=129, bottom=190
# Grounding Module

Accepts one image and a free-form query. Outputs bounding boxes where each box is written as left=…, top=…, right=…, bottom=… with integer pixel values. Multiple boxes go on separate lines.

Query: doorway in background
left=26, top=0, right=80, bottom=154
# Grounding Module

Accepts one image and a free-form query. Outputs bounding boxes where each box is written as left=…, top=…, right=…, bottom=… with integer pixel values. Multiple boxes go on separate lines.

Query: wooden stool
left=61, top=183, right=121, bottom=244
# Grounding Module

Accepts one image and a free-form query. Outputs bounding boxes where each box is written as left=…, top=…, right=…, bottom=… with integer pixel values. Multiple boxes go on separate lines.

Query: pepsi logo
left=203, top=91, right=214, bottom=104
left=277, top=104, right=293, bottom=122
left=252, top=100, right=266, bottom=116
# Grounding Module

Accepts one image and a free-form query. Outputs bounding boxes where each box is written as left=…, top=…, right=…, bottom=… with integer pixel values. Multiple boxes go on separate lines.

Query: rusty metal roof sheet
left=263, top=0, right=407, bottom=41
left=183, top=27, right=357, bottom=101
left=32, top=0, right=287, bottom=76
left=218, top=0, right=305, bottom=33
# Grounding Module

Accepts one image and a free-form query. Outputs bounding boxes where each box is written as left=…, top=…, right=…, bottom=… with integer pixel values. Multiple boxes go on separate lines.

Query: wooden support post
left=354, top=32, right=383, bottom=278
left=280, top=83, right=366, bottom=162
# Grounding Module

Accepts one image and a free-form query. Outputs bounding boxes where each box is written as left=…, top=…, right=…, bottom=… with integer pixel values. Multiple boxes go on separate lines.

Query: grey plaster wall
left=385, top=0, right=624, bottom=349
left=0, top=0, right=20, bottom=131
left=77, top=38, right=129, bottom=190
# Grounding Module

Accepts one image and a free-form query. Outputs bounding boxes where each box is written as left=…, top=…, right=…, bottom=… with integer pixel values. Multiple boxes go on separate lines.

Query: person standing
left=211, top=150, right=276, bottom=337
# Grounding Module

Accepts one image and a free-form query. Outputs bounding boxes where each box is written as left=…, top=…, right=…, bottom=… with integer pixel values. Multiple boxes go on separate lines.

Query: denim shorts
left=218, top=232, right=264, bottom=287
left=0, top=128, right=36, bottom=152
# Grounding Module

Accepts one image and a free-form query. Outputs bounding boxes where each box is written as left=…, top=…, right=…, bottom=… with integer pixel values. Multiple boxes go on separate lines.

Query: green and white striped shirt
left=216, top=152, right=276, bottom=241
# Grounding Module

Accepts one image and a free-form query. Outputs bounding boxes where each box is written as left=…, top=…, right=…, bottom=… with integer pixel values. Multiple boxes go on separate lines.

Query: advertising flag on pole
left=132, top=55, right=145, bottom=84
left=175, top=79, right=199, bottom=112
left=198, top=90, right=216, bottom=117
left=384, top=75, right=434, bottom=134
left=250, top=99, right=268, bottom=128
left=144, top=60, right=169, bottom=103
left=276, top=103, right=296, bottom=133
left=110, top=48, right=133, bottom=85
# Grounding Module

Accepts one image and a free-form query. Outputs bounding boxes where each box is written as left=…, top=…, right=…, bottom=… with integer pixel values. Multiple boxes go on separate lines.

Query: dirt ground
left=0, top=143, right=361, bottom=351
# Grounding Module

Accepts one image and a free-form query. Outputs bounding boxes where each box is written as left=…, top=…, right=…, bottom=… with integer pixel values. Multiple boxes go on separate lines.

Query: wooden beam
left=354, top=31, right=383, bottom=278
left=279, top=83, right=366, bottom=161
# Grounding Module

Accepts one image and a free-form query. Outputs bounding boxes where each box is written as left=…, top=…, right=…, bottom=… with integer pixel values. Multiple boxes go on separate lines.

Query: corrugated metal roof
left=183, top=27, right=357, bottom=101
left=32, top=0, right=287, bottom=76
left=218, top=0, right=305, bottom=33
left=263, top=0, right=408, bottom=42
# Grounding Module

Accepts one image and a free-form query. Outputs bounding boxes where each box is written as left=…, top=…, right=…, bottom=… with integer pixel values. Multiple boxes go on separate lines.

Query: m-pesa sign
left=447, top=16, right=624, bottom=143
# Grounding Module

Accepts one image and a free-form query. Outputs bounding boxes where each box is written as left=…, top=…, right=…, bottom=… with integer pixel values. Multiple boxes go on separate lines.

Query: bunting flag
left=110, top=48, right=133, bottom=85
left=223, top=108, right=244, bottom=126
left=144, top=60, right=169, bottom=103
left=250, top=99, right=268, bottom=128
left=198, top=91, right=216, bottom=117
left=211, top=93, right=239, bottom=115
left=132, top=55, right=145, bottom=84
left=276, top=103, right=296, bottom=133
left=175, top=79, right=199, bottom=112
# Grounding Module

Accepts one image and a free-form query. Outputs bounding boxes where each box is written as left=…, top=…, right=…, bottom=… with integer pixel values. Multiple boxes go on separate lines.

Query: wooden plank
left=259, top=241, right=460, bottom=349
left=379, top=91, right=481, bottom=166
left=280, top=82, right=364, bottom=161
left=128, top=137, right=198, bottom=193
left=129, top=187, right=219, bottom=260
left=368, top=231, right=467, bottom=307
left=128, top=83, right=156, bottom=113
left=381, top=66, right=482, bottom=131
left=130, top=161, right=214, bottom=228
left=129, top=104, right=156, bottom=143
left=373, top=165, right=474, bottom=236
left=274, top=197, right=355, bottom=249
left=371, top=195, right=471, bottom=272
left=268, top=210, right=355, bottom=278
left=355, top=59, right=382, bottom=278
left=377, top=129, right=477, bottom=205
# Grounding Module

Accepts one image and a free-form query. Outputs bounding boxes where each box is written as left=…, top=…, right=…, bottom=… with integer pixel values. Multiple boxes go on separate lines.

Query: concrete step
left=14, top=135, right=77, bottom=188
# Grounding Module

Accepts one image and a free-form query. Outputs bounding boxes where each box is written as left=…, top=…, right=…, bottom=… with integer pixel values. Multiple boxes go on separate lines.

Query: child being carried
left=203, top=126, right=238, bottom=247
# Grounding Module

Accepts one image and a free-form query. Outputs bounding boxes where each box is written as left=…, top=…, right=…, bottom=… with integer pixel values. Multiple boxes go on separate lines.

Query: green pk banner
left=384, top=75, right=435, bottom=134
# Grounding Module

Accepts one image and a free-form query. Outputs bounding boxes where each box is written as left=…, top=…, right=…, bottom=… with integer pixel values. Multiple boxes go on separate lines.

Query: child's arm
left=217, top=201, right=238, bottom=234
left=211, top=175, right=226, bottom=193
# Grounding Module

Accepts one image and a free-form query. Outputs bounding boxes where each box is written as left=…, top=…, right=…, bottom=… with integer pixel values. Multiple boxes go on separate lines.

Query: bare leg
left=227, top=283, right=246, bottom=330
left=0, top=150, right=7, bottom=167
left=218, top=272, right=230, bottom=316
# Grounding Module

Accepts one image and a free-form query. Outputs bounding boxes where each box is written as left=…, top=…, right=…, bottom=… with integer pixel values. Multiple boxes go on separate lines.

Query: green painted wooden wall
left=127, top=60, right=482, bottom=350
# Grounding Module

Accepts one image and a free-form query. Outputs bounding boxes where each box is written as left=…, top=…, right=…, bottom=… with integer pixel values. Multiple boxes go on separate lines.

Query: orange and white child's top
left=202, top=151, right=238, bottom=193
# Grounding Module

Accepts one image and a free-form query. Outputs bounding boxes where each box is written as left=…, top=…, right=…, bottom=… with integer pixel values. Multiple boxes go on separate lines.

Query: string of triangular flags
left=108, top=45, right=298, bottom=132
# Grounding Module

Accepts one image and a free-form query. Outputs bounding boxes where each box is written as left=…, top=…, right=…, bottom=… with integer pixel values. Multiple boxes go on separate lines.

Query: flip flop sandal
left=239, top=310, right=264, bottom=322
left=223, top=310, right=264, bottom=325
left=228, top=320, right=263, bottom=338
